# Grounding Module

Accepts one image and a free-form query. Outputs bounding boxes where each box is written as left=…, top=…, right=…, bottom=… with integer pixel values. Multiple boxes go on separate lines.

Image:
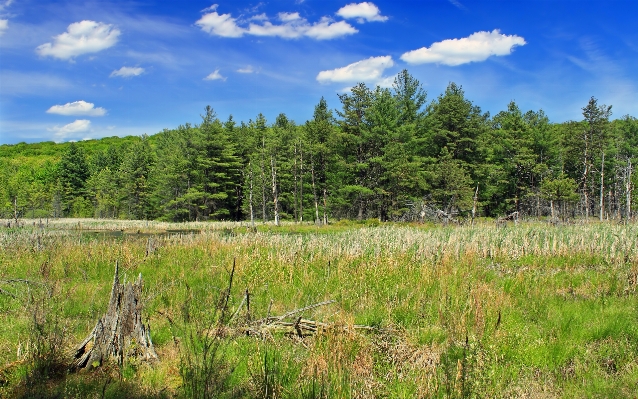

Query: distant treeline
left=2, top=70, right=638, bottom=223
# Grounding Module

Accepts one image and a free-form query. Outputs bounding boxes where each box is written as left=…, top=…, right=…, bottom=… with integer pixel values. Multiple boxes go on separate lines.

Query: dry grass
left=1, top=220, right=638, bottom=397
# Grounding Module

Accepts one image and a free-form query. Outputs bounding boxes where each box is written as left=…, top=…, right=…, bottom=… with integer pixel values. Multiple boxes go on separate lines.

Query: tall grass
left=1, top=220, right=637, bottom=397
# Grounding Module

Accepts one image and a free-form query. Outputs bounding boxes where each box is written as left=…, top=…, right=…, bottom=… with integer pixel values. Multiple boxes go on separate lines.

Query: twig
left=270, top=299, right=336, bottom=323
left=228, top=294, right=247, bottom=324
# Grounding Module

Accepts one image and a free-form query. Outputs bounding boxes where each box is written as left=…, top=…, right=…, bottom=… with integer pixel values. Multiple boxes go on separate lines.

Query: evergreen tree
left=193, top=106, right=242, bottom=220
left=120, top=135, right=154, bottom=219
left=56, top=142, right=90, bottom=216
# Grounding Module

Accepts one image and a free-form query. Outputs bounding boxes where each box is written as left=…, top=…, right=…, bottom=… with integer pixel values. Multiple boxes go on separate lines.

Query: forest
left=2, top=70, right=638, bottom=224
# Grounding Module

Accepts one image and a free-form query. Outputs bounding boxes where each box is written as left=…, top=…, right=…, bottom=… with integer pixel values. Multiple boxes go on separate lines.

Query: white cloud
left=250, top=13, right=268, bottom=22
left=195, top=10, right=245, bottom=38
left=305, top=18, right=358, bottom=40
left=401, top=29, right=526, bottom=66
left=202, top=4, right=218, bottom=13
left=110, top=66, right=145, bottom=77
left=336, top=2, right=388, bottom=23
left=279, top=12, right=301, bottom=22
left=317, top=56, right=394, bottom=83
left=197, top=6, right=357, bottom=40
left=48, top=119, right=92, bottom=141
left=204, top=69, right=226, bottom=81
left=237, top=65, right=255, bottom=73
left=247, top=21, right=300, bottom=39
left=0, top=19, right=7, bottom=35
left=376, top=74, right=397, bottom=88
left=36, top=20, right=120, bottom=60
left=247, top=16, right=357, bottom=40
left=46, top=100, right=106, bottom=116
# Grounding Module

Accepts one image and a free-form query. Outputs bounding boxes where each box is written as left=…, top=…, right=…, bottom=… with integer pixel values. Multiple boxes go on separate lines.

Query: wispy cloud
left=237, top=65, right=255, bottom=74
left=447, top=0, right=468, bottom=11
left=110, top=66, right=145, bottom=78
left=317, top=55, right=394, bottom=84
left=196, top=5, right=357, bottom=40
left=0, top=19, right=7, bottom=35
left=204, top=69, right=226, bottom=81
left=48, top=119, right=92, bottom=141
left=336, top=2, right=388, bottom=23
left=46, top=101, right=106, bottom=116
left=0, top=0, right=12, bottom=12
left=401, top=29, right=526, bottom=66
left=36, top=20, right=120, bottom=60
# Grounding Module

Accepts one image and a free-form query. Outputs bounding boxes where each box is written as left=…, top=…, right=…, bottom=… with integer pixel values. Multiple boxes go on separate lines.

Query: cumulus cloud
left=0, top=19, right=7, bottom=35
left=204, top=69, right=226, bottom=81
left=48, top=119, right=92, bottom=141
left=279, top=12, right=301, bottom=22
left=195, top=10, right=245, bottom=37
left=36, top=20, right=120, bottom=60
left=248, top=16, right=357, bottom=40
left=46, top=101, right=106, bottom=116
left=305, top=18, right=358, bottom=40
left=110, top=66, right=145, bottom=77
left=317, top=56, right=394, bottom=84
left=401, top=29, right=526, bottom=66
left=249, top=13, right=268, bottom=21
left=336, top=2, right=387, bottom=23
left=197, top=5, right=357, bottom=40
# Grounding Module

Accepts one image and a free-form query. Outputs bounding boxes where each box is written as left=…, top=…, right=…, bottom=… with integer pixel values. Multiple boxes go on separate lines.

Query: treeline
left=2, top=70, right=638, bottom=223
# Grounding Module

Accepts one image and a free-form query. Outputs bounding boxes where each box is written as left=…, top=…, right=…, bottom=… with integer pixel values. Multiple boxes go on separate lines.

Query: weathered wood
left=71, top=261, right=158, bottom=370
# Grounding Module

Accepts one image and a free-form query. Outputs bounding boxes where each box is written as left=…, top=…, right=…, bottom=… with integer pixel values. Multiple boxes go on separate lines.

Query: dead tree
left=496, top=211, right=520, bottom=227
left=71, top=262, right=157, bottom=370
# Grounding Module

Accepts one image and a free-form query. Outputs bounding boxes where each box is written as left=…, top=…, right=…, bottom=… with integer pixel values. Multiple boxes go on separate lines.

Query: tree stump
left=71, top=261, right=158, bottom=370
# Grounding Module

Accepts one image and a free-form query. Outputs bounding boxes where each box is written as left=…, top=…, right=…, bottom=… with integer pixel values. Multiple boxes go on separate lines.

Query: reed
left=1, top=220, right=637, bottom=397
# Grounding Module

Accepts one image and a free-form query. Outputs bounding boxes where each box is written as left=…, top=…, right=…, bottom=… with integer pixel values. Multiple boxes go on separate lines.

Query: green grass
left=1, top=219, right=638, bottom=397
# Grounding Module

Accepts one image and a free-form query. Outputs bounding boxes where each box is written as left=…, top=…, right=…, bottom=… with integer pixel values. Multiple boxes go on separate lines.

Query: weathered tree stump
left=71, top=262, right=158, bottom=370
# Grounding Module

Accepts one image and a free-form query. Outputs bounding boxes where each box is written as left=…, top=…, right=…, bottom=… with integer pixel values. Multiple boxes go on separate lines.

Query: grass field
left=1, top=219, right=637, bottom=398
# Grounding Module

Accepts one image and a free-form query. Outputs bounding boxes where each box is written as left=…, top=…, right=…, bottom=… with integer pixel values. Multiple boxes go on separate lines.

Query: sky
left=1, top=0, right=637, bottom=144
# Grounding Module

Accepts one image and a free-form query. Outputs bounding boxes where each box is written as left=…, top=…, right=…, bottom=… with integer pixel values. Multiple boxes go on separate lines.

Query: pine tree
left=57, top=142, right=90, bottom=216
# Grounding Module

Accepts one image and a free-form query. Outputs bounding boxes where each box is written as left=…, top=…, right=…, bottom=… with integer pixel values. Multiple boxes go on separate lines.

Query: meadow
left=1, top=219, right=637, bottom=398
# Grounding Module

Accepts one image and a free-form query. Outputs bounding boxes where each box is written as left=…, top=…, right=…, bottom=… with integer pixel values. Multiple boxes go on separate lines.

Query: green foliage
left=3, top=72, right=638, bottom=222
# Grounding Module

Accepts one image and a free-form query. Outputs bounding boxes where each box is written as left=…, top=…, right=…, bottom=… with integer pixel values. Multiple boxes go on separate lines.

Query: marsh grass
left=1, top=219, right=638, bottom=397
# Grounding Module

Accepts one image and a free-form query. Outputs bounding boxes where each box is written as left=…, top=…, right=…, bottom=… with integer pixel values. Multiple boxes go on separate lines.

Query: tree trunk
left=271, top=157, right=279, bottom=226
left=599, top=151, right=605, bottom=221
left=293, top=144, right=298, bottom=222
left=249, top=163, right=255, bottom=229
left=311, top=160, right=320, bottom=225
left=261, top=137, right=267, bottom=223
left=625, top=159, right=632, bottom=220
left=472, top=185, right=478, bottom=225
left=323, top=188, right=328, bottom=225
left=71, top=261, right=157, bottom=370
left=299, top=147, right=304, bottom=222
left=14, top=196, right=18, bottom=224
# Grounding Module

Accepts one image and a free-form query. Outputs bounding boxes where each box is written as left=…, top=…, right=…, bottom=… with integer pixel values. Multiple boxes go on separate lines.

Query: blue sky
left=1, top=0, right=637, bottom=144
